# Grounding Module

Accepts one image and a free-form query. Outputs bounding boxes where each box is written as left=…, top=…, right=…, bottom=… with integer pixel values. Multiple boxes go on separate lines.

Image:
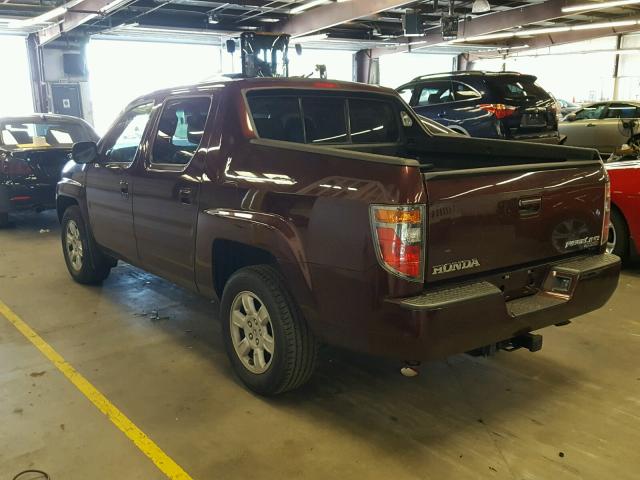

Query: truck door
left=130, top=95, right=215, bottom=290
left=85, top=102, right=153, bottom=263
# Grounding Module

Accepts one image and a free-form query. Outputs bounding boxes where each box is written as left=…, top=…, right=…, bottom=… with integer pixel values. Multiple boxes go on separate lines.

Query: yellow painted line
left=0, top=300, right=194, bottom=480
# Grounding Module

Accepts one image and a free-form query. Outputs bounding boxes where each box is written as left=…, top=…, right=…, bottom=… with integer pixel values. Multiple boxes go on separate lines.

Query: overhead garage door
left=0, top=35, right=33, bottom=116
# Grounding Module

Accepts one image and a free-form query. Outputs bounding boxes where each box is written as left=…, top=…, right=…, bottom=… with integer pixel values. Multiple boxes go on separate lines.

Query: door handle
left=518, top=197, right=541, bottom=217
left=119, top=180, right=129, bottom=199
left=179, top=187, right=193, bottom=205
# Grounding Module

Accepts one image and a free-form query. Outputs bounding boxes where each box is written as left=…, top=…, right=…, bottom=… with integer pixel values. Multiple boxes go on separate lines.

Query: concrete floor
left=1, top=211, right=639, bottom=480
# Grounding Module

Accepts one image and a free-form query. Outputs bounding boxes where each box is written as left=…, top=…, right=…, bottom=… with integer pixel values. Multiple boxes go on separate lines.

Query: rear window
left=0, top=120, right=92, bottom=149
left=489, top=77, right=550, bottom=101
left=247, top=92, right=400, bottom=145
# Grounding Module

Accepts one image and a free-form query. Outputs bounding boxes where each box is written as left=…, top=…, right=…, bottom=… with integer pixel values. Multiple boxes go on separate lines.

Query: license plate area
left=521, top=113, right=547, bottom=127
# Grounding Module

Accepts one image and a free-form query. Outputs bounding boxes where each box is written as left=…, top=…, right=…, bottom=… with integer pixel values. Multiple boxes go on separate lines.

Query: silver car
left=559, top=101, right=640, bottom=154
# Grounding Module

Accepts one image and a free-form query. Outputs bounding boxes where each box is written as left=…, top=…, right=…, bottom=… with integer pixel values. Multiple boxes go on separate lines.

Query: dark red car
left=606, top=159, right=640, bottom=260
left=57, top=78, right=619, bottom=395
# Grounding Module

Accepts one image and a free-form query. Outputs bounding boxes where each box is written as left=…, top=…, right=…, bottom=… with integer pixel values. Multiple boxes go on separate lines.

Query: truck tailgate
left=424, top=162, right=607, bottom=282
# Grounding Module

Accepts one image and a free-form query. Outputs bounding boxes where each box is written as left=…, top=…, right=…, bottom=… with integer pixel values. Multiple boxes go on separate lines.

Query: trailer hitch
left=467, top=333, right=543, bottom=357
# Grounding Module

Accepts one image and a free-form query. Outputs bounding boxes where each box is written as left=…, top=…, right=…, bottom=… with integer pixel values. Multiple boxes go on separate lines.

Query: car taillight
left=478, top=103, right=518, bottom=120
left=370, top=204, right=425, bottom=282
left=601, top=180, right=611, bottom=248
left=2, top=156, right=34, bottom=177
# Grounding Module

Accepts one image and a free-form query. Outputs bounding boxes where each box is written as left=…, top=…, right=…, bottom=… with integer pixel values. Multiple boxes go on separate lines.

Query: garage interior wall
left=87, top=39, right=222, bottom=134
left=473, top=36, right=626, bottom=103
left=618, top=33, right=640, bottom=101
left=0, top=35, right=33, bottom=116
left=379, top=53, right=456, bottom=88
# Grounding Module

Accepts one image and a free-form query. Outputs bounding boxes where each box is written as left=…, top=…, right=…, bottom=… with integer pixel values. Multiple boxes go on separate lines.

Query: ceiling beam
left=371, top=0, right=596, bottom=57
left=36, top=0, right=135, bottom=46
left=468, top=22, right=640, bottom=60
left=275, top=0, right=414, bottom=38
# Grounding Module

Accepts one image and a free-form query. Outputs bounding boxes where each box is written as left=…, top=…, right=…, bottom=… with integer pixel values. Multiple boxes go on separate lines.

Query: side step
left=467, top=333, right=543, bottom=357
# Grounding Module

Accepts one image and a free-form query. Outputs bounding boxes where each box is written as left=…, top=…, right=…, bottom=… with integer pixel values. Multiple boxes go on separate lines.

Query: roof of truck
left=128, top=76, right=398, bottom=107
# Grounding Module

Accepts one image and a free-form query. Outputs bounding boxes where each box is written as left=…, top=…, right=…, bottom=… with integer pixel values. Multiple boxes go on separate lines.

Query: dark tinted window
left=302, top=97, right=347, bottom=144
left=247, top=96, right=304, bottom=143
left=490, top=77, right=550, bottom=100
left=349, top=99, right=399, bottom=143
left=151, top=97, right=212, bottom=166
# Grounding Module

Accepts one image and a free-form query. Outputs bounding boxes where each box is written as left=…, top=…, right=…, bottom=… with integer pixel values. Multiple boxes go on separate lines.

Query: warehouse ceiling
left=1, top=0, right=640, bottom=55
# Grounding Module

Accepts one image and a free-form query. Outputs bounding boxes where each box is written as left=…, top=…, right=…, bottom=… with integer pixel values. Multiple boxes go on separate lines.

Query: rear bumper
left=0, top=183, right=57, bottom=214
left=323, top=254, right=620, bottom=361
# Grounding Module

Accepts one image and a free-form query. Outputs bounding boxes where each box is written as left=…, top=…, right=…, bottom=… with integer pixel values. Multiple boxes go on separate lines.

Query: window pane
left=152, top=97, right=211, bottom=165
left=106, top=103, right=152, bottom=164
left=302, top=97, right=347, bottom=144
left=417, top=83, right=452, bottom=106
left=574, top=105, right=606, bottom=120
left=453, top=82, right=480, bottom=101
left=605, top=104, right=638, bottom=119
left=398, top=88, right=413, bottom=104
left=0, top=121, right=90, bottom=148
left=247, top=96, right=304, bottom=143
left=349, top=99, right=399, bottom=144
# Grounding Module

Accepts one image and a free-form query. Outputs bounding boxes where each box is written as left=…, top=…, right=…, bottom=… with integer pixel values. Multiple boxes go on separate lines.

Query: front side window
left=574, top=104, right=607, bottom=121
left=103, top=103, right=153, bottom=164
left=151, top=97, right=212, bottom=166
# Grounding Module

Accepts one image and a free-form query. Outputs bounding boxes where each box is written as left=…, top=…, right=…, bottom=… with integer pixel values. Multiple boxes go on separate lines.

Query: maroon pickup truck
left=57, top=78, right=620, bottom=395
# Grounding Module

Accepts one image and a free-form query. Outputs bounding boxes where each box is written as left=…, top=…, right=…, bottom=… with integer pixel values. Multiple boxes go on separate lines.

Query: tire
left=0, top=212, right=8, bottom=228
left=61, top=205, right=111, bottom=284
left=607, top=208, right=629, bottom=261
left=221, top=265, right=318, bottom=395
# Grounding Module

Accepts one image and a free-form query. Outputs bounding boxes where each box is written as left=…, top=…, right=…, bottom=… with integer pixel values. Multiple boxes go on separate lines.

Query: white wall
left=379, top=53, right=456, bottom=88
left=87, top=39, right=222, bottom=134
left=0, top=35, right=33, bottom=115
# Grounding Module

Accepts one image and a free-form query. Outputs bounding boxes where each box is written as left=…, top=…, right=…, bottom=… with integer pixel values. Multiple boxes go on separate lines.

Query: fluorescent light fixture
left=98, top=0, right=129, bottom=13
left=292, top=33, right=328, bottom=42
left=258, top=17, right=281, bottom=23
left=8, top=5, right=67, bottom=28
left=562, top=0, right=640, bottom=13
left=456, top=19, right=640, bottom=42
left=290, top=0, right=331, bottom=15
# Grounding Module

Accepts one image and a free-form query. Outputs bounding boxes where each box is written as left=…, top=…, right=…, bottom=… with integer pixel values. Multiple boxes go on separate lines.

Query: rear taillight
left=370, top=204, right=425, bottom=282
left=478, top=103, right=517, bottom=120
left=601, top=180, right=611, bottom=248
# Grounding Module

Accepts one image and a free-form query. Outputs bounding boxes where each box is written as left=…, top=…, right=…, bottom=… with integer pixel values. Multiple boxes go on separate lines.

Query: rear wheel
left=607, top=208, right=629, bottom=261
left=61, top=206, right=111, bottom=284
left=221, top=265, right=318, bottom=395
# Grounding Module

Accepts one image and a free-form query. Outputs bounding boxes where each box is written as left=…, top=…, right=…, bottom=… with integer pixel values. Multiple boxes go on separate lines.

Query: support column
left=26, top=34, right=48, bottom=113
left=612, top=34, right=622, bottom=100
left=355, top=49, right=379, bottom=84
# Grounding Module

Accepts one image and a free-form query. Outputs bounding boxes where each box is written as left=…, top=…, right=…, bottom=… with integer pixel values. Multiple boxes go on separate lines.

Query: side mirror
left=565, top=113, right=577, bottom=122
left=72, top=141, right=98, bottom=164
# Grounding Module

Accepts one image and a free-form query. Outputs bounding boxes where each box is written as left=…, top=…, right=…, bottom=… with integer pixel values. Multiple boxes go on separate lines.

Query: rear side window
left=247, top=96, right=303, bottom=143
left=604, top=104, right=640, bottom=119
left=416, top=82, right=453, bottom=106
left=302, top=97, right=347, bottom=144
left=349, top=99, right=399, bottom=144
left=452, top=82, right=481, bottom=101
left=490, top=77, right=550, bottom=100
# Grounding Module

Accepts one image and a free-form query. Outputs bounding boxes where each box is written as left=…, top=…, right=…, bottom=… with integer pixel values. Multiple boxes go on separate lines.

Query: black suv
left=397, top=71, right=560, bottom=143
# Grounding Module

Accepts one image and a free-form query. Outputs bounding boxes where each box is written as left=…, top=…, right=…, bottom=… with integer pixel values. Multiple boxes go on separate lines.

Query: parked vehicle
left=605, top=158, right=640, bottom=261
left=557, top=99, right=581, bottom=117
left=57, top=78, right=620, bottom=395
left=560, top=101, right=640, bottom=154
left=1, top=114, right=98, bottom=227
left=396, top=71, right=560, bottom=143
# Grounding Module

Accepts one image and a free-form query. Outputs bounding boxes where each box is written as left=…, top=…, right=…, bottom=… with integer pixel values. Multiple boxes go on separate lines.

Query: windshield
left=0, top=120, right=92, bottom=149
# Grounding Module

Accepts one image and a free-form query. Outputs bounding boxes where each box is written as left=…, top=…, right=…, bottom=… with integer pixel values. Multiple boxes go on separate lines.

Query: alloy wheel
left=65, top=220, right=84, bottom=271
left=229, top=291, right=275, bottom=374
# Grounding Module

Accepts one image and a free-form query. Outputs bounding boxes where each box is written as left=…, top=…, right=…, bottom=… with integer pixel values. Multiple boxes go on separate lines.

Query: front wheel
left=221, top=265, right=318, bottom=395
left=61, top=206, right=111, bottom=284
